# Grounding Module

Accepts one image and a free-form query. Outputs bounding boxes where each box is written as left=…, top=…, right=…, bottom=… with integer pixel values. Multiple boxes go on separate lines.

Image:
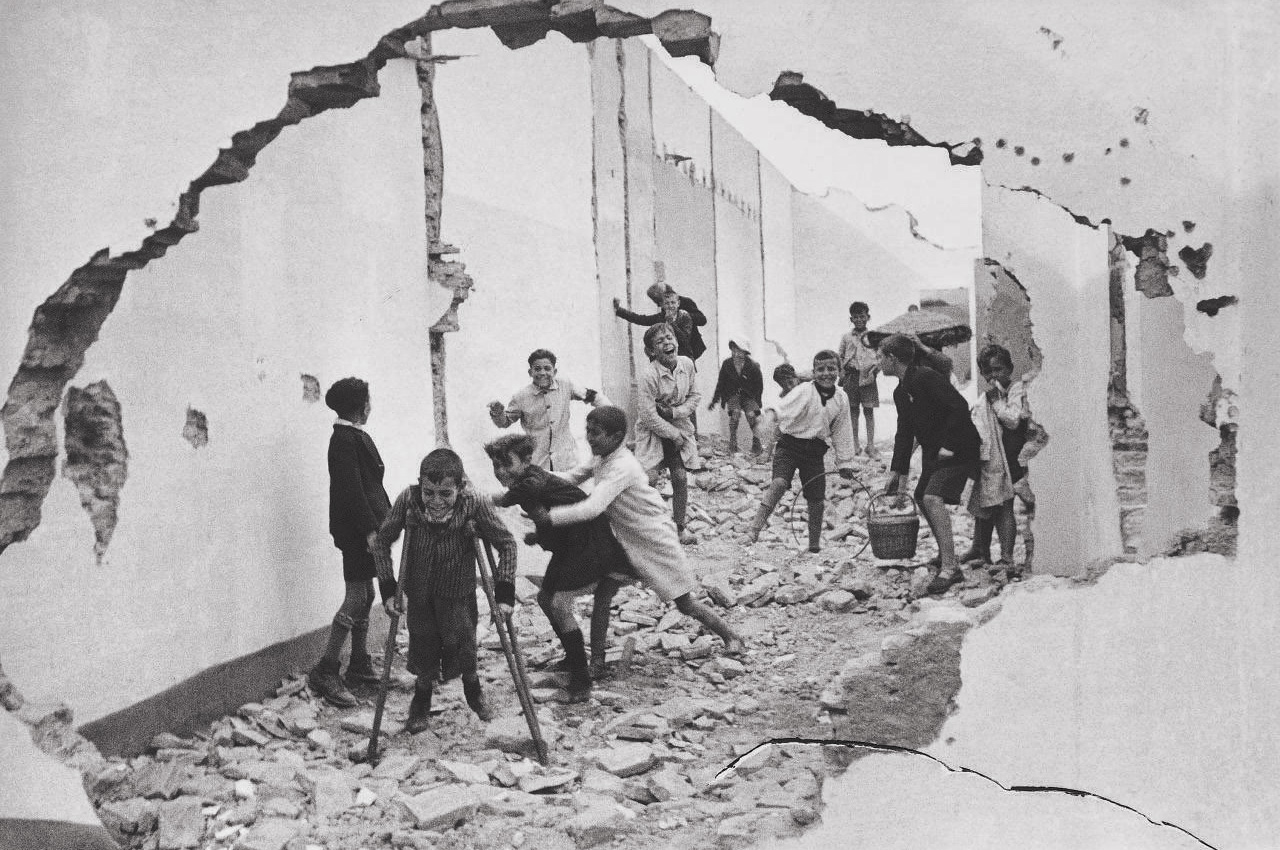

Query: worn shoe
left=588, top=656, right=609, bottom=680
left=309, top=661, right=358, bottom=708
left=344, top=654, right=382, bottom=688
left=926, top=567, right=963, bottom=595
left=406, top=684, right=433, bottom=735
left=959, top=548, right=990, bottom=566
left=750, top=438, right=763, bottom=456
left=565, top=668, right=592, bottom=704
left=728, top=439, right=739, bottom=454
left=463, top=678, right=495, bottom=722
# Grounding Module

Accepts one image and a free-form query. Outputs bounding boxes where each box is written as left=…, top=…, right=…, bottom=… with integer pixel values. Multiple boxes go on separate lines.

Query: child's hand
left=488, top=401, right=506, bottom=418
left=523, top=531, right=539, bottom=546
left=383, top=597, right=403, bottom=616
left=526, top=505, right=551, bottom=529
left=937, top=448, right=954, bottom=460
left=838, top=467, right=855, bottom=480
left=612, top=297, right=623, bottom=314
left=366, top=531, right=378, bottom=552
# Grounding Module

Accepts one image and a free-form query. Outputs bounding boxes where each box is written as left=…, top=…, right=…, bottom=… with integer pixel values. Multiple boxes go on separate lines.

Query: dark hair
left=849, top=301, right=869, bottom=316
left=325, top=377, right=369, bottom=418
left=642, top=323, right=676, bottom=352
left=485, top=433, right=534, bottom=463
left=813, top=349, right=840, bottom=366
left=527, top=348, right=557, bottom=367
left=586, top=405, right=628, bottom=435
left=772, top=363, right=797, bottom=385
left=881, top=333, right=953, bottom=376
left=419, top=448, right=465, bottom=485
left=977, top=344, right=1013, bottom=372
left=877, top=334, right=917, bottom=363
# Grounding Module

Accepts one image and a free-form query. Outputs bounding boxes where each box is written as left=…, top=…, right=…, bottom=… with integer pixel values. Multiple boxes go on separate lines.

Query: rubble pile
left=80, top=440, right=1028, bottom=850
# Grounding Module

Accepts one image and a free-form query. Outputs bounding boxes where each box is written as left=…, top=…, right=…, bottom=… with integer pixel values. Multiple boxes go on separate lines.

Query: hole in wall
left=62, top=382, right=128, bottom=561
left=182, top=408, right=208, bottom=449
left=300, top=374, right=321, bottom=403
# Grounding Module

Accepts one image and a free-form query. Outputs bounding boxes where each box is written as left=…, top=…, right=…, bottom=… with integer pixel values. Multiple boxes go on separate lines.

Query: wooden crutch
left=366, top=546, right=406, bottom=765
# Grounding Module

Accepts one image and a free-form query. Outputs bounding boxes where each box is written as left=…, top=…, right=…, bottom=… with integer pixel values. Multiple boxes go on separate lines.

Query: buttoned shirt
left=767, top=381, right=857, bottom=468
left=497, top=378, right=609, bottom=471
left=837, top=330, right=879, bottom=385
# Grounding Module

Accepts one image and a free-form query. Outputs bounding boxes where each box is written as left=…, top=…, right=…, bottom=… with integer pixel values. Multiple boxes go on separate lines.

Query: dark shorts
left=841, top=373, right=879, bottom=408
left=915, top=457, right=977, bottom=506
left=726, top=395, right=762, bottom=417
left=341, top=546, right=377, bottom=582
left=772, top=434, right=829, bottom=501
left=405, top=593, right=479, bottom=682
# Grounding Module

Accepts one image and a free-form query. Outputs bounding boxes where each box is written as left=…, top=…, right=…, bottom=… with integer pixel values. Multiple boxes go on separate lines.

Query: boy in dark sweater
left=878, top=334, right=981, bottom=594
left=709, top=340, right=764, bottom=455
left=310, top=377, right=393, bottom=708
left=485, top=434, right=636, bottom=701
left=373, top=449, right=517, bottom=734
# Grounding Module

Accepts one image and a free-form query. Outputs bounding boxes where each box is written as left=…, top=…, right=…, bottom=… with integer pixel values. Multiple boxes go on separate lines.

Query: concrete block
left=565, top=802, right=627, bottom=847
left=592, top=743, right=657, bottom=778
left=818, top=589, right=855, bottom=612
left=371, top=754, right=420, bottom=781
left=436, top=758, right=491, bottom=785
left=397, top=785, right=479, bottom=831
left=157, top=797, right=205, bottom=849
left=231, top=818, right=304, bottom=850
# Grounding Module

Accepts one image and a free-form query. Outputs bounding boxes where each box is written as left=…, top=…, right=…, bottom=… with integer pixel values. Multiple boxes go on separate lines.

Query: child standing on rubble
left=708, top=340, right=764, bottom=455
left=309, top=377, right=393, bottom=709
left=484, top=433, right=636, bottom=702
left=525, top=406, right=745, bottom=656
left=745, top=351, right=857, bottom=552
left=837, top=301, right=881, bottom=458
left=634, top=323, right=703, bottom=544
left=373, top=449, right=518, bottom=734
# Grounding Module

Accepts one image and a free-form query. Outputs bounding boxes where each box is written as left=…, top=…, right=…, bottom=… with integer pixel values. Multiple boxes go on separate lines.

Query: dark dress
left=497, top=466, right=635, bottom=593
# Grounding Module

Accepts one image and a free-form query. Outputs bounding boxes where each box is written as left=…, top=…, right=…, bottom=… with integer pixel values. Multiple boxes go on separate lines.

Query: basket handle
left=868, top=492, right=916, bottom=517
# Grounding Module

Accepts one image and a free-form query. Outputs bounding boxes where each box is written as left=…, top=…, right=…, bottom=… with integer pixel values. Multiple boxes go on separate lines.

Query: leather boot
left=406, top=681, right=433, bottom=734
left=344, top=653, right=382, bottom=688
left=559, top=629, right=592, bottom=703
left=463, top=677, right=495, bottom=722
left=309, top=658, right=358, bottom=708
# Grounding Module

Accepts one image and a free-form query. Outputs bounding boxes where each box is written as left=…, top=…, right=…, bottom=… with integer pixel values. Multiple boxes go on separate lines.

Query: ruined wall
left=0, top=61, right=431, bottom=722
left=983, top=184, right=1121, bottom=576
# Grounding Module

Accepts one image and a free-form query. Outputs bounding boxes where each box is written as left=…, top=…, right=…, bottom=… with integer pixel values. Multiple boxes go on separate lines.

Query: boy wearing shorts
left=709, top=340, right=764, bottom=455
left=837, top=301, right=880, bottom=458
left=634, top=323, right=702, bottom=544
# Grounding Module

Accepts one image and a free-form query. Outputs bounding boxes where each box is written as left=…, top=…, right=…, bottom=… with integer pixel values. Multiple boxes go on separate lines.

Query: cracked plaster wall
left=0, top=58, right=432, bottom=723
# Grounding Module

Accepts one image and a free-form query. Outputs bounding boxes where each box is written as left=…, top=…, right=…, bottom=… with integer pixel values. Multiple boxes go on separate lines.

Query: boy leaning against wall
left=372, top=449, right=518, bottom=734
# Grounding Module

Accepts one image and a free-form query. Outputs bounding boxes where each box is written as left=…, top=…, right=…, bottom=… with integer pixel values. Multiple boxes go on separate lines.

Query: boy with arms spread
left=613, top=283, right=709, bottom=364
left=526, top=407, right=744, bottom=656
left=635, top=323, right=702, bottom=544
left=745, top=351, right=857, bottom=552
left=878, top=334, right=981, bottom=595
left=373, top=449, right=517, bottom=734
left=488, top=348, right=609, bottom=472
left=837, top=301, right=881, bottom=458
left=484, top=433, right=635, bottom=702
left=310, top=377, right=393, bottom=708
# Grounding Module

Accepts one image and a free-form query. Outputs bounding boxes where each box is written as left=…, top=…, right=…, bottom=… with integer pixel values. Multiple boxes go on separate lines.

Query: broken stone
left=298, top=767, right=351, bottom=818
left=397, top=785, right=479, bottom=831
left=230, top=718, right=270, bottom=748
left=733, top=695, right=760, bottom=715
left=565, top=800, right=628, bottom=848
left=592, top=743, right=658, bottom=778
left=580, top=768, right=627, bottom=798
left=659, top=633, right=691, bottom=652
left=485, top=715, right=560, bottom=758
left=305, top=729, right=334, bottom=751
left=647, top=767, right=694, bottom=802
left=818, top=589, right=855, bottom=612
left=157, top=796, right=205, bottom=849
left=135, top=760, right=189, bottom=800
left=702, top=574, right=737, bottom=608
left=354, top=787, right=378, bottom=807
left=437, top=758, right=491, bottom=785
left=880, top=632, right=915, bottom=664
left=715, top=810, right=793, bottom=848
left=739, top=573, right=781, bottom=606
left=234, top=779, right=255, bottom=800
left=99, top=797, right=158, bottom=837
left=372, top=754, right=420, bottom=781
left=231, top=818, right=303, bottom=850
left=681, top=635, right=716, bottom=660
left=654, top=609, right=684, bottom=633
left=339, top=710, right=402, bottom=738
left=818, top=682, right=846, bottom=712
left=772, top=585, right=812, bottom=605
left=706, top=657, right=745, bottom=679
left=518, top=767, right=578, bottom=793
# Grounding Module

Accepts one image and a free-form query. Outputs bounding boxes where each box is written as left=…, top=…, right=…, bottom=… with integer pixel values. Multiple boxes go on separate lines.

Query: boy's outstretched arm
left=544, top=465, right=631, bottom=526
left=613, top=299, right=661, bottom=326
left=488, top=398, right=519, bottom=428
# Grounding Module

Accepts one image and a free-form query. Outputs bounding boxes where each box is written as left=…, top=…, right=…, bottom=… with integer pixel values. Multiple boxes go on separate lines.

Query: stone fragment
left=354, top=787, right=378, bottom=807
left=681, top=635, right=716, bottom=660
left=397, top=785, right=479, bottom=831
left=518, top=767, right=578, bottom=793
left=305, top=729, right=334, bottom=750
left=961, top=585, right=1001, bottom=607
left=231, top=818, right=303, bottom=850
left=580, top=768, right=626, bottom=797
left=772, top=585, right=812, bottom=605
left=437, top=758, right=491, bottom=784
left=339, top=710, right=402, bottom=737
left=818, top=682, right=846, bottom=712
left=659, top=633, right=690, bottom=652
left=715, top=810, right=792, bottom=848
left=230, top=718, right=270, bottom=747
left=260, top=798, right=302, bottom=818
left=739, top=573, right=781, bottom=606
left=299, top=768, right=351, bottom=818
left=733, top=695, right=760, bottom=715
left=234, top=779, right=255, bottom=800
left=99, top=797, right=158, bottom=837
left=530, top=686, right=566, bottom=703
left=647, top=768, right=694, bottom=802
left=150, top=732, right=196, bottom=752
left=565, top=801, right=627, bottom=848
left=654, top=609, right=684, bottom=633
left=157, top=797, right=205, bottom=849
left=372, top=754, right=421, bottom=781
left=708, top=657, right=745, bottom=679
left=136, top=760, right=189, bottom=800
left=485, top=715, right=561, bottom=758
left=879, top=632, right=915, bottom=664
left=652, top=696, right=702, bottom=728
left=909, top=566, right=933, bottom=597
left=592, top=743, right=657, bottom=778
left=818, top=589, right=855, bottom=612
left=702, top=574, right=737, bottom=608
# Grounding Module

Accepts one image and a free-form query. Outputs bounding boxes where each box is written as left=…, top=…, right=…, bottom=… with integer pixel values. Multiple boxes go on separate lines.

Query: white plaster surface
left=0, top=711, right=103, bottom=824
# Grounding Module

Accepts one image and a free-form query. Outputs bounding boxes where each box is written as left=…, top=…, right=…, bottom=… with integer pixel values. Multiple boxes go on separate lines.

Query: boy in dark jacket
left=310, top=377, right=393, bottom=708
left=613, top=283, right=708, bottom=363
left=878, top=334, right=981, bottom=595
left=373, top=449, right=517, bottom=734
left=709, top=340, right=764, bottom=454
left=485, top=434, right=636, bottom=701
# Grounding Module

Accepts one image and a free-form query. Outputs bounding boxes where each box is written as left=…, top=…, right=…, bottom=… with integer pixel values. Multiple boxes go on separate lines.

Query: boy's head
left=877, top=334, right=916, bottom=378
left=484, top=434, right=535, bottom=488
left=585, top=406, right=628, bottom=457
left=325, top=377, right=370, bottom=422
left=848, top=301, right=870, bottom=331
left=527, top=348, right=558, bottom=390
left=661, top=290, right=681, bottom=318
left=643, top=323, right=679, bottom=365
left=645, top=282, right=669, bottom=307
left=977, top=344, right=1014, bottom=388
left=772, top=363, right=799, bottom=393
left=729, top=340, right=749, bottom=367
left=812, top=350, right=841, bottom=389
left=418, top=448, right=466, bottom=515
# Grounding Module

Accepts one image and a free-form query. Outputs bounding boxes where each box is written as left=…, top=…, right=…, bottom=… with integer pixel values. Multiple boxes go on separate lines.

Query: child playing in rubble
left=373, top=449, right=518, bottom=734
left=524, top=406, right=745, bottom=656
left=484, top=433, right=636, bottom=702
left=745, top=351, right=857, bottom=552
left=309, top=377, right=393, bottom=709
left=837, top=301, right=881, bottom=458
left=487, top=348, right=610, bottom=472
left=962, top=344, right=1040, bottom=573
left=634, top=323, right=703, bottom=544
left=708, top=340, right=764, bottom=455
left=878, top=333, right=981, bottom=595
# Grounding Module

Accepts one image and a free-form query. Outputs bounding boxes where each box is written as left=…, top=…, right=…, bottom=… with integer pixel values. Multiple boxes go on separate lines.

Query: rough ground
left=84, top=438, right=1028, bottom=850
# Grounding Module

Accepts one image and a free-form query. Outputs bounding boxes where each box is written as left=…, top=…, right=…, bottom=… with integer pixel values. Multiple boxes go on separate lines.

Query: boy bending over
left=526, top=407, right=744, bottom=656
left=374, top=449, right=517, bottom=734
left=485, top=433, right=636, bottom=702
left=746, top=351, right=857, bottom=552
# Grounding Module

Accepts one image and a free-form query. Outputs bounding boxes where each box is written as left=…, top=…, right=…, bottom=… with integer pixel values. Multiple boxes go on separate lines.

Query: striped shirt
left=373, top=487, right=516, bottom=600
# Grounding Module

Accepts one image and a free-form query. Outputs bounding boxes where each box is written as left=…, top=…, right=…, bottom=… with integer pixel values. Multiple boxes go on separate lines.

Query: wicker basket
left=867, top=494, right=920, bottom=559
